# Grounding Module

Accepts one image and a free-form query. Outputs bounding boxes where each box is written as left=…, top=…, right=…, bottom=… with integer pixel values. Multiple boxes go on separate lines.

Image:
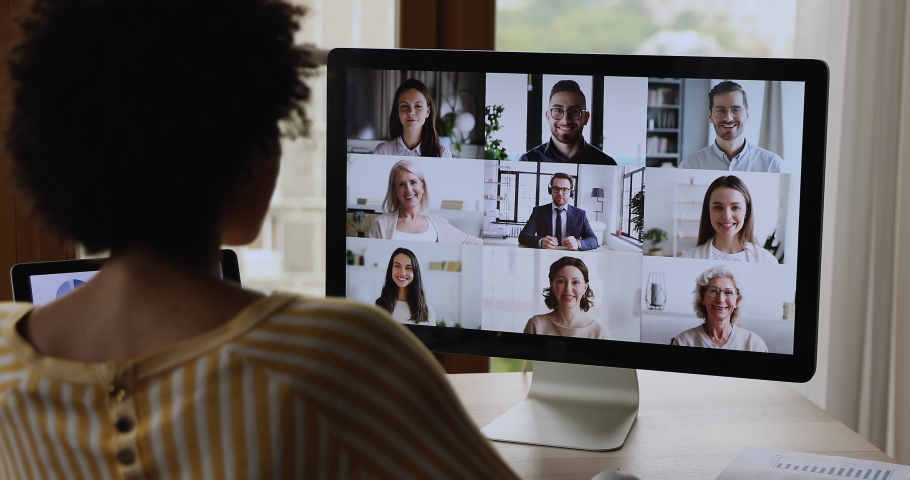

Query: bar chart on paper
left=716, top=447, right=910, bottom=480
left=770, top=454, right=893, bottom=479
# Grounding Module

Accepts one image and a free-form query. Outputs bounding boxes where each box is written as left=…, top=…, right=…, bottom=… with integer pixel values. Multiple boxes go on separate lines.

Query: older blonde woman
left=369, top=159, right=482, bottom=244
left=672, top=265, right=769, bottom=352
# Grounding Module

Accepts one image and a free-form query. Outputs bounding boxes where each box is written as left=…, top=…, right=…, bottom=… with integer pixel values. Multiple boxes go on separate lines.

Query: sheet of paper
left=716, top=447, right=910, bottom=480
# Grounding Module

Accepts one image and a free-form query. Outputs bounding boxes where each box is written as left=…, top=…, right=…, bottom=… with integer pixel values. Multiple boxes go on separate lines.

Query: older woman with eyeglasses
left=672, top=265, right=769, bottom=352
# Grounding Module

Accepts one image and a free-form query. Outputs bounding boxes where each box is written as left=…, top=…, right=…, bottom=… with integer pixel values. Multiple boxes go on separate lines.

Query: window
left=496, top=0, right=797, bottom=58
left=619, top=167, right=644, bottom=242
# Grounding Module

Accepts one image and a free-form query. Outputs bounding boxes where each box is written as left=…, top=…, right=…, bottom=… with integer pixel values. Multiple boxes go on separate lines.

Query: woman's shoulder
left=681, top=242, right=709, bottom=258
left=744, top=242, right=779, bottom=263
left=731, top=325, right=769, bottom=351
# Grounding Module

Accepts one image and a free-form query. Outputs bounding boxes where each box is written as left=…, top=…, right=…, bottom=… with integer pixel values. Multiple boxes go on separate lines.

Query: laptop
left=10, top=249, right=241, bottom=305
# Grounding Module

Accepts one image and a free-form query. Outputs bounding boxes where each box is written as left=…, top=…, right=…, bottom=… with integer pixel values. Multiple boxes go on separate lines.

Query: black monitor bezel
left=327, top=48, right=827, bottom=383
left=10, top=248, right=242, bottom=302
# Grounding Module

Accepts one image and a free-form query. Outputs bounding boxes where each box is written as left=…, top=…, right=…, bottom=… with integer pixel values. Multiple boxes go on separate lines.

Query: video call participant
left=1, top=0, right=520, bottom=477
left=375, top=248, right=436, bottom=324
left=370, top=159, right=482, bottom=244
left=678, top=81, right=783, bottom=173
left=672, top=266, right=769, bottom=352
left=519, top=173, right=599, bottom=250
left=372, top=78, right=453, bottom=158
left=519, top=80, right=617, bottom=165
left=681, top=175, right=778, bottom=263
left=523, top=256, right=611, bottom=339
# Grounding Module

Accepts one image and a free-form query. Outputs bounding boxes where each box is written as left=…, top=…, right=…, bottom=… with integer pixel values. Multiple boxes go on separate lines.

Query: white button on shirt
left=678, top=140, right=782, bottom=173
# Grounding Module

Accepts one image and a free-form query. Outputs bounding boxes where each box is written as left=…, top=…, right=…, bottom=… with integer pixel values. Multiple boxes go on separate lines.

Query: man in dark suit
left=519, top=173, right=599, bottom=250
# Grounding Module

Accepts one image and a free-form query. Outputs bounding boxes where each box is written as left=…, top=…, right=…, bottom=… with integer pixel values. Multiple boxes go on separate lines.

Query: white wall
left=575, top=165, right=621, bottom=227
left=485, top=73, right=528, bottom=160
left=347, top=155, right=484, bottom=211
left=603, top=76, right=648, bottom=164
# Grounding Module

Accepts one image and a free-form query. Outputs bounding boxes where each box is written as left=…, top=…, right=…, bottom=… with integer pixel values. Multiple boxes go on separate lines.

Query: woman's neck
left=711, top=235, right=744, bottom=254
left=702, top=319, right=733, bottom=345
left=397, top=287, right=408, bottom=301
left=397, top=208, right=422, bottom=220
left=551, top=307, right=588, bottom=328
left=401, top=129, right=422, bottom=150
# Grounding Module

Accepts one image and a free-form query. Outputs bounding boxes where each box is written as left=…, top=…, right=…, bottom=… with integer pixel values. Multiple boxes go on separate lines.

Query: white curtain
left=758, top=81, right=784, bottom=155
left=793, top=0, right=910, bottom=464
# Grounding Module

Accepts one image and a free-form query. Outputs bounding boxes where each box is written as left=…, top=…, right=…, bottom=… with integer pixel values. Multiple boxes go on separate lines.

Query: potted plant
left=485, top=105, right=508, bottom=160
left=642, top=228, right=669, bottom=256
left=616, top=214, right=623, bottom=236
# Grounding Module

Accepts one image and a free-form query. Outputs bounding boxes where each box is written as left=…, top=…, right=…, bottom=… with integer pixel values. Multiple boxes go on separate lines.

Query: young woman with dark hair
left=681, top=175, right=778, bottom=263
left=375, top=247, right=436, bottom=324
left=372, top=78, right=452, bottom=158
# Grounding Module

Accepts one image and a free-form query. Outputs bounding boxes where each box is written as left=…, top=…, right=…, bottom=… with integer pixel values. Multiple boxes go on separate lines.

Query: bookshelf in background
left=646, top=78, right=684, bottom=167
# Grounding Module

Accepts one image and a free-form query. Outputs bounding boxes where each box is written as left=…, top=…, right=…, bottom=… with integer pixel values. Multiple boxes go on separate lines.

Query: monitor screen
left=328, top=49, right=826, bottom=384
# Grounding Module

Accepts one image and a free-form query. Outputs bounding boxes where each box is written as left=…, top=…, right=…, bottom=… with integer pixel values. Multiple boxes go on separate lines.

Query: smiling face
left=550, top=176, right=572, bottom=208
left=393, top=168, right=424, bottom=213
left=702, top=276, right=738, bottom=324
left=551, top=265, right=587, bottom=310
left=391, top=253, right=414, bottom=289
left=708, top=90, right=749, bottom=141
left=397, top=88, right=430, bottom=133
left=709, top=187, right=747, bottom=241
left=546, top=91, right=588, bottom=146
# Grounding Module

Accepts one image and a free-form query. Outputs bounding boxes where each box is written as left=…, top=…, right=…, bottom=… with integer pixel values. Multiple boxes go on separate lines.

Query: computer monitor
left=327, top=49, right=827, bottom=451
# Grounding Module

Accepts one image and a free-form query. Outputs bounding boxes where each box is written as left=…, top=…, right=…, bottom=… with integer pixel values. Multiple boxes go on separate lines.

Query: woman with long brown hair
left=372, top=78, right=452, bottom=158
left=375, top=247, right=436, bottom=324
left=681, top=175, right=778, bottom=263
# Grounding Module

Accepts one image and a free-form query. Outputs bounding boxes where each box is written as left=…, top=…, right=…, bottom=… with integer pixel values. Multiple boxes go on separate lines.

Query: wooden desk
left=448, top=371, right=895, bottom=480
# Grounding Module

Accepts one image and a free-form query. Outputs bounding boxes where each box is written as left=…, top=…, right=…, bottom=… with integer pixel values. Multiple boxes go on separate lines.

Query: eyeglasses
left=711, top=107, right=745, bottom=118
left=549, top=107, right=586, bottom=121
left=551, top=187, right=571, bottom=194
left=705, top=287, right=737, bottom=298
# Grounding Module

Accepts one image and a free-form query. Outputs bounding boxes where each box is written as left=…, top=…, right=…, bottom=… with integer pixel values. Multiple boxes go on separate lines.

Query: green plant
left=484, top=105, right=508, bottom=160
left=630, top=185, right=645, bottom=237
left=438, top=111, right=462, bottom=155
left=642, top=227, right=668, bottom=248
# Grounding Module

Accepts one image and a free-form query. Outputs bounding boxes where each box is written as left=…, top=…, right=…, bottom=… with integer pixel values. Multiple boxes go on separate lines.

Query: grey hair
left=692, top=265, right=742, bottom=324
left=381, top=159, right=430, bottom=215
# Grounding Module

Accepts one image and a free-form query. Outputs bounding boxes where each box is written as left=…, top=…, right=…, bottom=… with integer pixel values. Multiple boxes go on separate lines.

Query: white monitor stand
left=480, top=361, right=639, bottom=451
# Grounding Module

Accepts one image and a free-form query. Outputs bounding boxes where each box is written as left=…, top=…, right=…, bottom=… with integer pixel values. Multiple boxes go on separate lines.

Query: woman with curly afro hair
left=0, top=0, right=520, bottom=478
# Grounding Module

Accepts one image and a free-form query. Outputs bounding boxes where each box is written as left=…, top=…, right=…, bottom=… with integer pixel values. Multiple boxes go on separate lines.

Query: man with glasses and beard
left=519, top=80, right=617, bottom=165
left=679, top=81, right=783, bottom=172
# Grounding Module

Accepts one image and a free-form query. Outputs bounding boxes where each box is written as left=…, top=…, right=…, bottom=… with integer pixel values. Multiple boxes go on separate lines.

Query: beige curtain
left=794, top=0, right=910, bottom=464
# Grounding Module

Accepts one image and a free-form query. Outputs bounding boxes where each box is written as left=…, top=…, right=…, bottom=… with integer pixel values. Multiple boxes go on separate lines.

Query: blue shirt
left=678, top=140, right=782, bottom=173
left=519, top=140, right=617, bottom=165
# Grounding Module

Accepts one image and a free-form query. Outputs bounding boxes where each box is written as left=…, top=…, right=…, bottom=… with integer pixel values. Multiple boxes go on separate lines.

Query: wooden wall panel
left=0, top=0, right=77, bottom=301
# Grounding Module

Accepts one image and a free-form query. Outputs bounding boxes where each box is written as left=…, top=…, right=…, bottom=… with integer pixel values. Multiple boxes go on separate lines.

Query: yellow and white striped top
left=0, top=293, right=520, bottom=480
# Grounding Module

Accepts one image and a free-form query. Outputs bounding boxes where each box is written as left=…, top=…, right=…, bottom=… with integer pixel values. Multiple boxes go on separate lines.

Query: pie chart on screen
left=56, top=279, right=86, bottom=298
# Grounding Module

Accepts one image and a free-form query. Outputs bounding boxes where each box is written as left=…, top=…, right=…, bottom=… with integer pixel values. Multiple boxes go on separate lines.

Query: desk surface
left=448, top=370, right=894, bottom=480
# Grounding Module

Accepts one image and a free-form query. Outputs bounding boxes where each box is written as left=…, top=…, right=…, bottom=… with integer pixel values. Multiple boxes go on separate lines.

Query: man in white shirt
left=678, top=81, right=782, bottom=173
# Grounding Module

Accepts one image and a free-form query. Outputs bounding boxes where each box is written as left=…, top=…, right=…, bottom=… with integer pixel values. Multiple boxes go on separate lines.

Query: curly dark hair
left=5, top=0, right=315, bottom=256
left=542, top=256, right=595, bottom=312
